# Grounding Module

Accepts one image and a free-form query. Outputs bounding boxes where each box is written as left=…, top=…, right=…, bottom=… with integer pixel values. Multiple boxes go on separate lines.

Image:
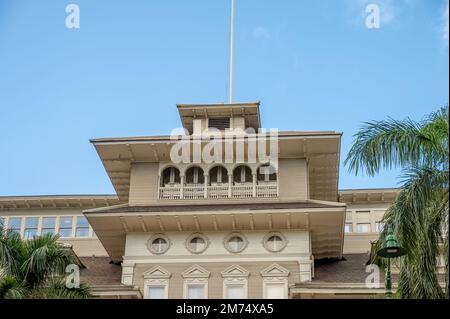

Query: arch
left=233, top=165, right=252, bottom=184
left=209, top=165, right=229, bottom=185
left=185, top=166, right=205, bottom=185
left=257, top=164, right=277, bottom=183
left=161, top=166, right=181, bottom=186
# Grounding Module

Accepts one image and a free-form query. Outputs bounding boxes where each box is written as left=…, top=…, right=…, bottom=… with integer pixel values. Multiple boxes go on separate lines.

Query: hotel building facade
left=0, top=102, right=404, bottom=299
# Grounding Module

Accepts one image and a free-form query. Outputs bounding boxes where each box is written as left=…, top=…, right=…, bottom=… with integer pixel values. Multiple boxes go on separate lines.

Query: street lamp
left=376, top=224, right=408, bottom=299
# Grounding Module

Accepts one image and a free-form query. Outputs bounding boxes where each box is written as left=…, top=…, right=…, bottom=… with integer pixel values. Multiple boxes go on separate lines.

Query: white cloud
left=252, top=26, right=272, bottom=40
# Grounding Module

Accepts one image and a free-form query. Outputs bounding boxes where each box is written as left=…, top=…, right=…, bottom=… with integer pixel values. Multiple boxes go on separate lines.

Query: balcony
left=159, top=182, right=278, bottom=200
left=159, top=164, right=278, bottom=200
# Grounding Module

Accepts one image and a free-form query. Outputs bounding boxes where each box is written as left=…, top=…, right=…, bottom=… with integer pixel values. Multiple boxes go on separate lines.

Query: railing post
left=252, top=173, right=257, bottom=197
left=204, top=174, right=208, bottom=199
left=228, top=174, right=233, bottom=198
left=180, top=175, right=184, bottom=199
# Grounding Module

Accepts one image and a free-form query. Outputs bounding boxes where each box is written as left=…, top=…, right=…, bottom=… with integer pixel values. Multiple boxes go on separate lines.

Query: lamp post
left=376, top=224, right=407, bottom=299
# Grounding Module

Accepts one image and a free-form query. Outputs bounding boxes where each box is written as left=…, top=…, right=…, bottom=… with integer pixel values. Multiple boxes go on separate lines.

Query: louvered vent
left=208, top=117, right=230, bottom=130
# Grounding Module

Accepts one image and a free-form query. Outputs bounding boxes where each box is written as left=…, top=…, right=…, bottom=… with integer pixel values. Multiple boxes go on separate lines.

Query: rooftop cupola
left=177, top=102, right=261, bottom=135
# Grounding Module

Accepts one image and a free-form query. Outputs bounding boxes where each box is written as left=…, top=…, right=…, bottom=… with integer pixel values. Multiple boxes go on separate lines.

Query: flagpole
left=229, top=0, right=235, bottom=104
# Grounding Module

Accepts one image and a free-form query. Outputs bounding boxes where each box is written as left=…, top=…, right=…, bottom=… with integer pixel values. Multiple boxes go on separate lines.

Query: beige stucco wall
left=132, top=261, right=301, bottom=299
left=129, top=163, right=159, bottom=205
left=278, top=158, right=308, bottom=200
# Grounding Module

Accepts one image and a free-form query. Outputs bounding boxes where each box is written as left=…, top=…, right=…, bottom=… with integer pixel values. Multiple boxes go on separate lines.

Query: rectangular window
left=208, top=118, right=230, bottom=130
left=375, top=222, right=384, bottom=233
left=265, top=283, right=286, bottom=299
left=187, top=284, right=206, bottom=299
left=41, top=217, right=56, bottom=236
left=59, top=216, right=73, bottom=238
left=147, top=286, right=166, bottom=299
left=357, top=223, right=371, bottom=233
left=225, top=285, right=245, bottom=299
left=8, top=217, right=22, bottom=235
left=344, top=223, right=353, bottom=233
left=75, top=216, right=89, bottom=238
left=24, top=217, right=39, bottom=239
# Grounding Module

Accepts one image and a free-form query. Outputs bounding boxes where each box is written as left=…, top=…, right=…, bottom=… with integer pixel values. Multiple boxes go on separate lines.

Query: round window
left=186, top=234, right=209, bottom=254
left=147, top=234, right=171, bottom=255
left=263, top=232, right=287, bottom=252
left=224, top=233, right=248, bottom=253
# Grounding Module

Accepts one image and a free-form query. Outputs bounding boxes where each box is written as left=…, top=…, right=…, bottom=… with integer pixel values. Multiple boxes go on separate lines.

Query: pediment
left=260, top=264, right=290, bottom=277
left=221, top=264, right=250, bottom=278
left=143, top=265, right=171, bottom=279
left=182, top=265, right=211, bottom=278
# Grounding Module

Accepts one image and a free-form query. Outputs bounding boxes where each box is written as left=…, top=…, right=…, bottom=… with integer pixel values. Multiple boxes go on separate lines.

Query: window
left=8, top=217, right=22, bottom=235
left=263, top=232, right=287, bottom=252
left=24, top=217, right=39, bottom=239
left=265, top=284, right=286, bottom=299
left=182, top=265, right=210, bottom=299
left=148, top=234, right=171, bottom=255
left=143, top=266, right=171, bottom=299
left=186, top=284, right=206, bottom=299
left=222, top=265, right=249, bottom=299
left=75, top=216, right=89, bottom=237
left=357, top=223, right=371, bottom=233
left=344, top=223, right=353, bottom=233
left=41, top=217, right=56, bottom=235
left=261, top=264, right=290, bottom=299
left=376, top=222, right=384, bottom=233
left=59, top=216, right=73, bottom=238
left=0, top=217, right=4, bottom=230
left=208, top=117, right=230, bottom=130
left=225, top=285, right=245, bottom=299
left=186, top=233, right=209, bottom=254
left=147, top=286, right=166, bottom=299
left=224, top=233, right=248, bottom=253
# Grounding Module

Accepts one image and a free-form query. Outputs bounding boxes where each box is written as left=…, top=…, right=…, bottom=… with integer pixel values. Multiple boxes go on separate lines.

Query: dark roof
left=80, top=257, right=122, bottom=286
left=85, top=201, right=344, bottom=214
left=312, top=254, right=374, bottom=284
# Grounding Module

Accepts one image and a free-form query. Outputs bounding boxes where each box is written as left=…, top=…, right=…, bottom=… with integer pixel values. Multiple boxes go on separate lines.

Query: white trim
left=261, top=263, right=290, bottom=299
left=182, top=265, right=210, bottom=299
left=221, top=264, right=249, bottom=299
left=143, top=265, right=171, bottom=299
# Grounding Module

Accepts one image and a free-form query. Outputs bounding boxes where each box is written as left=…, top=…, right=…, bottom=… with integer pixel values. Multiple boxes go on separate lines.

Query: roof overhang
left=90, top=131, right=342, bottom=202
left=338, top=188, right=401, bottom=204
left=177, top=102, right=261, bottom=134
left=84, top=200, right=346, bottom=263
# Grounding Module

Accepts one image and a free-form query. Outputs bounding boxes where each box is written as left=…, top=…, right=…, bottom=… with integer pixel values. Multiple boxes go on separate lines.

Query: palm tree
left=0, top=224, right=91, bottom=299
left=345, top=106, right=449, bottom=299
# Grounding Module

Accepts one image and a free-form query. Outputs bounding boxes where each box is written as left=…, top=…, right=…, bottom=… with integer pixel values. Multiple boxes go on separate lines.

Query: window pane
left=0, top=217, right=4, bottom=229
left=8, top=217, right=22, bottom=233
left=152, top=238, right=168, bottom=253
left=24, top=217, right=39, bottom=239
left=148, top=286, right=166, bottom=299
left=41, top=217, right=56, bottom=235
left=357, top=223, right=371, bottom=233
left=344, top=223, right=353, bottom=233
left=266, top=284, right=285, bottom=299
left=228, top=236, right=244, bottom=252
left=226, top=285, right=245, bottom=299
left=187, top=285, right=205, bottom=299
left=376, top=222, right=384, bottom=232
left=76, top=216, right=89, bottom=227
left=267, top=235, right=283, bottom=251
left=59, top=216, right=73, bottom=238
left=189, top=237, right=206, bottom=252
left=42, top=217, right=56, bottom=229
left=75, top=216, right=89, bottom=238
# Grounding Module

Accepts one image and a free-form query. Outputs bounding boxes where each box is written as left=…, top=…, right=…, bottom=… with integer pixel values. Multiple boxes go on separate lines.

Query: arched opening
left=209, top=166, right=229, bottom=185
left=257, top=164, right=277, bottom=184
left=185, top=166, right=205, bottom=185
left=161, top=167, right=181, bottom=187
left=256, top=164, right=278, bottom=198
left=184, top=166, right=205, bottom=199
left=233, top=165, right=252, bottom=184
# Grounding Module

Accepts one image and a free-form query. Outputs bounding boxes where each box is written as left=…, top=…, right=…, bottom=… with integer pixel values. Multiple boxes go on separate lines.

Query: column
left=228, top=174, right=233, bottom=198
left=252, top=173, right=257, bottom=197
left=204, top=174, right=208, bottom=199
left=180, top=175, right=184, bottom=199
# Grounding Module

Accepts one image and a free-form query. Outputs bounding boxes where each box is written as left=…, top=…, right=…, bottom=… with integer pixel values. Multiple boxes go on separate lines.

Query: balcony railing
left=159, top=182, right=278, bottom=200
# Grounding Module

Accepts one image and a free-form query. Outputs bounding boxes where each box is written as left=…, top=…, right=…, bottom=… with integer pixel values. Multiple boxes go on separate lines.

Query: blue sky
left=0, top=0, right=448, bottom=196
